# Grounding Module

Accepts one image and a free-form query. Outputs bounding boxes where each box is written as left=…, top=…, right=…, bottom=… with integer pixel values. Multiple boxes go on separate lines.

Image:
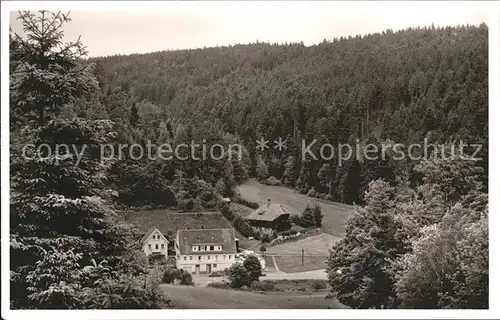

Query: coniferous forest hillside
left=83, top=24, right=488, bottom=206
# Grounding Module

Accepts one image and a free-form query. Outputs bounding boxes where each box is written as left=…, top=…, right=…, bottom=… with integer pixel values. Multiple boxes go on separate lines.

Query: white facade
left=175, top=231, right=236, bottom=274
left=143, top=228, right=169, bottom=257
left=176, top=251, right=236, bottom=274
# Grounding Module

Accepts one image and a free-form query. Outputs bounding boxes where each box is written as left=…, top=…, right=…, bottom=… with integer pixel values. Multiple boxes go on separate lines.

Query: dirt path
left=271, top=256, right=282, bottom=272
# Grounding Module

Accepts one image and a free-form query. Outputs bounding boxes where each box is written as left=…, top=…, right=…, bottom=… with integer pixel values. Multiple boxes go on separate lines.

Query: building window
left=228, top=255, right=231, bottom=259
left=210, top=245, right=214, bottom=251
left=193, top=246, right=198, bottom=251
left=198, top=256, right=201, bottom=261
left=161, top=244, right=164, bottom=249
left=148, top=244, right=151, bottom=249
left=213, top=264, right=217, bottom=268
left=155, top=244, right=158, bottom=249
left=184, top=256, right=187, bottom=261
left=190, top=256, right=193, bottom=260
left=208, top=255, right=210, bottom=260
left=223, top=255, right=226, bottom=259
left=215, top=255, right=218, bottom=260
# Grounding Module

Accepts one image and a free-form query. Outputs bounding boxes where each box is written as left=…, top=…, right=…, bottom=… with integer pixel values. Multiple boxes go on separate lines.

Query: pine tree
left=312, top=203, right=323, bottom=227
left=255, top=154, right=269, bottom=181
left=10, top=11, right=98, bottom=127
left=130, top=104, right=139, bottom=128
left=300, top=204, right=316, bottom=228
left=327, top=179, right=405, bottom=309
left=10, top=119, right=127, bottom=308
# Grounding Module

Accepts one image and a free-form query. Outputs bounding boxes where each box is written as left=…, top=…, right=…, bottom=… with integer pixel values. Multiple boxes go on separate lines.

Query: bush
left=264, top=176, right=281, bottom=186
left=179, top=271, right=193, bottom=285
left=243, top=255, right=262, bottom=281
left=162, top=267, right=181, bottom=284
left=324, top=194, right=336, bottom=201
left=290, top=225, right=302, bottom=234
left=228, top=263, right=252, bottom=288
left=259, top=244, right=267, bottom=252
left=260, top=233, right=272, bottom=243
left=149, top=253, right=167, bottom=265
left=253, top=230, right=261, bottom=241
left=208, top=271, right=225, bottom=277
left=311, top=280, right=327, bottom=290
left=251, top=280, right=275, bottom=291
left=207, top=281, right=231, bottom=289
left=290, top=214, right=302, bottom=225
left=307, top=188, right=317, bottom=197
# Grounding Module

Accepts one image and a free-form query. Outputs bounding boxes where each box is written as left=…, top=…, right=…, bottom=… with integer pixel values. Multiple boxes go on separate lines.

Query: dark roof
left=127, top=210, right=233, bottom=236
left=177, top=228, right=237, bottom=255
left=246, top=203, right=293, bottom=222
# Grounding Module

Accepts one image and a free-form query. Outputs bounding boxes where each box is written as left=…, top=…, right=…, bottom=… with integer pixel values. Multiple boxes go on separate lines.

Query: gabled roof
left=141, top=226, right=169, bottom=244
left=177, top=228, right=237, bottom=255
left=246, top=202, right=293, bottom=222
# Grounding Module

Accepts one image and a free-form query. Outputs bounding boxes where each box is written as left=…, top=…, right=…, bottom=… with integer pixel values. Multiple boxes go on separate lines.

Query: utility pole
left=301, top=248, right=304, bottom=266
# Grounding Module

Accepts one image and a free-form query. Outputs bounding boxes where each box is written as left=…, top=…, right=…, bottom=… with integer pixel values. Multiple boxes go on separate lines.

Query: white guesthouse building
left=175, top=228, right=237, bottom=274
left=141, top=226, right=169, bottom=257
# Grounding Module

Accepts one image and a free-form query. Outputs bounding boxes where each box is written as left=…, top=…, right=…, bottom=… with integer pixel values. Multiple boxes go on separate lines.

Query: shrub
left=162, top=267, right=181, bottom=284
left=228, top=263, right=252, bottom=288
left=208, top=271, right=225, bottom=277
left=251, top=280, right=275, bottom=292
left=324, top=194, right=336, bottom=201
left=290, top=225, right=302, bottom=234
left=260, top=233, right=272, bottom=243
left=179, top=271, right=193, bottom=285
left=243, top=255, right=262, bottom=281
left=207, top=281, right=230, bottom=289
left=253, top=230, right=261, bottom=241
left=149, top=253, right=167, bottom=265
left=311, top=280, right=327, bottom=290
left=290, top=214, right=302, bottom=225
left=264, top=176, right=281, bottom=186
left=259, top=244, right=267, bottom=252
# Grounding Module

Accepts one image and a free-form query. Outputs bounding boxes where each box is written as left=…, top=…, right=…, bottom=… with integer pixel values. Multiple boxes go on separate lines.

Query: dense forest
left=83, top=23, right=487, bottom=206
left=9, top=10, right=488, bottom=309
